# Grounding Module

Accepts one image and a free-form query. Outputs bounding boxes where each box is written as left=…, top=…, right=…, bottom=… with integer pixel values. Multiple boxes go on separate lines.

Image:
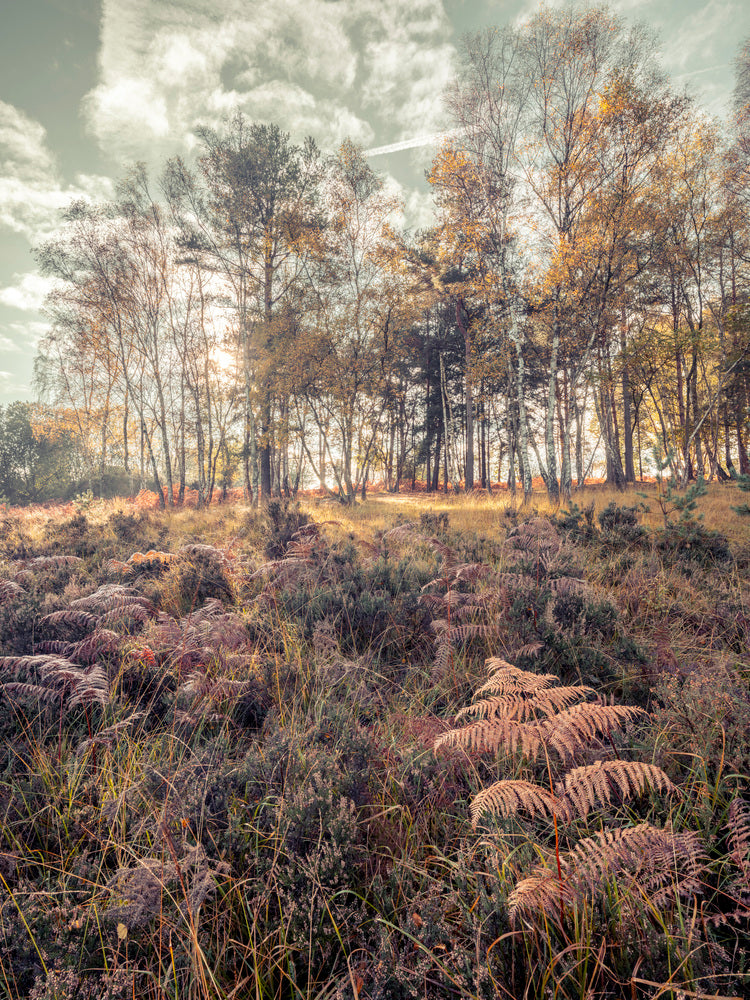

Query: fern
left=41, top=608, right=101, bottom=632
left=435, top=657, right=692, bottom=929
left=471, top=780, right=559, bottom=824
left=539, top=703, right=646, bottom=763
left=509, top=824, right=705, bottom=923
left=555, top=761, right=678, bottom=820
left=75, top=710, right=146, bottom=757
left=0, top=579, right=24, bottom=602
left=1, top=657, right=110, bottom=708
left=456, top=685, right=593, bottom=723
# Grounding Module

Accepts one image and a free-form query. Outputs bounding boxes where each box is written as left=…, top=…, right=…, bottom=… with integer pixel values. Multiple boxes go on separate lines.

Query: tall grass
left=0, top=485, right=748, bottom=998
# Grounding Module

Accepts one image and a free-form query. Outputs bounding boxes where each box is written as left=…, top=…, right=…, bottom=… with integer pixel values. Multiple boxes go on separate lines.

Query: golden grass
left=3, top=480, right=748, bottom=553
left=304, top=482, right=750, bottom=548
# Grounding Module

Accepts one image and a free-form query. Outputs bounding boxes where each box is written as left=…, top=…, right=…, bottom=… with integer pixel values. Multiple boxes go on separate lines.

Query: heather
left=0, top=484, right=748, bottom=1000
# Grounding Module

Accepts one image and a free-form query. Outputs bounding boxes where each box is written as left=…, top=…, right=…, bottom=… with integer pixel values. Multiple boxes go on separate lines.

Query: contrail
left=364, top=129, right=463, bottom=157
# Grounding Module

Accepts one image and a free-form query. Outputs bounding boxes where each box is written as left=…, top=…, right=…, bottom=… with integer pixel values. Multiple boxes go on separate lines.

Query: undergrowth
left=0, top=488, right=748, bottom=999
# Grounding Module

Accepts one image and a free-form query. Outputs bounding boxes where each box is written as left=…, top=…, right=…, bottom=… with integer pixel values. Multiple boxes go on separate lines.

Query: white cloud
left=357, top=0, right=456, bottom=139
left=81, top=0, right=456, bottom=166
left=83, top=0, right=364, bottom=161
left=0, top=101, right=116, bottom=243
left=0, top=273, right=58, bottom=312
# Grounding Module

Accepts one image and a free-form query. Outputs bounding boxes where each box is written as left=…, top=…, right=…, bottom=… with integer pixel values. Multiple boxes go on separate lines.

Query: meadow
left=0, top=482, right=749, bottom=1000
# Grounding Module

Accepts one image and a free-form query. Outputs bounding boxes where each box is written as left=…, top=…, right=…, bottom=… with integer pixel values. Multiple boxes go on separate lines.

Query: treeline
left=24, top=6, right=750, bottom=507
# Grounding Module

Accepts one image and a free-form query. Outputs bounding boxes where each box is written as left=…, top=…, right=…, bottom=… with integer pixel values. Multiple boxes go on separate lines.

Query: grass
left=0, top=482, right=748, bottom=999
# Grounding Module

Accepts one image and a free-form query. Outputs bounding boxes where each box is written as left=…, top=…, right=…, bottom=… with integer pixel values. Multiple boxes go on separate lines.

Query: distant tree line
left=17, top=7, right=750, bottom=507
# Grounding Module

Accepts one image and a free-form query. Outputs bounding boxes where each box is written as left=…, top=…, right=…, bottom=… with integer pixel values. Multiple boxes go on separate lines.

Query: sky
left=0, top=0, right=747, bottom=406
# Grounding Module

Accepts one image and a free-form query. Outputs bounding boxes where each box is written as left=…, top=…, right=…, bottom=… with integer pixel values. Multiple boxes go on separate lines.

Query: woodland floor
left=0, top=483, right=749, bottom=1000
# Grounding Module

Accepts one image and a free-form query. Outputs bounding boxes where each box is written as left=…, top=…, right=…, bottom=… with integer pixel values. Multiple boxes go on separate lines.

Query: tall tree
left=163, top=115, right=322, bottom=502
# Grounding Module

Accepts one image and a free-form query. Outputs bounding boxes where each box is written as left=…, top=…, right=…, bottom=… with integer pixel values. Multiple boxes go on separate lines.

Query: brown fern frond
left=429, top=617, right=450, bottom=638
left=471, top=780, right=559, bottom=825
left=433, top=640, right=452, bottom=675
left=457, top=685, right=592, bottom=723
left=34, top=640, right=71, bottom=655
left=178, top=543, right=230, bottom=563
left=481, top=660, right=557, bottom=693
left=103, top=558, right=132, bottom=575
left=728, top=798, right=750, bottom=878
left=514, top=641, right=544, bottom=660
left=0, top=654, right=68, bottom=675
left=41, top=609, right=100, bottom=631
left=1, top=681, right=63, bottom=704
left=70, top=591, right=153, bottom=614
left=68, top=665, right=110, bottom=707
left=97, top=604, right=151, bottom=628
left=510, top=824, right=705, bottom=923
left=383, top=523, right=455, bottom=565
left=420, top=589, right=475, bottom=612
left=557, top=761, right=678, bottom=820
left=541, top=703, right=646, bottom=762
left=382, top=522, right=419, bottom=541
left=127, top=549, right=174, bottom=567
left=448, top=622, right=499, bottom=644
left=0, top=580, right=24, bottom=601
left=76, top=710, right=146, bottom=756
left=10, top=555, right=83, bottom=570
left=68, top=629, right=121, bottom=664
left=507, top=869, right=575, bottom=918
left=435, top=717, right=542, bottom=758
left=423, top=562, right=490, bottom=591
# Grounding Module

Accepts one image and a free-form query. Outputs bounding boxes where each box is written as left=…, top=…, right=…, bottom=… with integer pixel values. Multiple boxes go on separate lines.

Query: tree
left=291, top=141, right=408, bottom=500
left=163, top=114, right=322, bottom=503
left=0, top=402, right=74, bottom=504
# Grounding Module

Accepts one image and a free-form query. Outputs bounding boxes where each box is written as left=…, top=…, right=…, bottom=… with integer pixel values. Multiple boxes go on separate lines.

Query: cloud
left=357, top=0, right=456, bottom=139
left=0, top=272, right=58, bottom=312
left=0, top=101, right=115, bottom=243
left=83, top=0, right=365, bottom=161
left=81, top=0, right=456, bottom=165
left=658, top=0, right=738, bottom=74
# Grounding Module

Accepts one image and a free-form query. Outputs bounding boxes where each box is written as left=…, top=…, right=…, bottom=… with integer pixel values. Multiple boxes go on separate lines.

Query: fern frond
left=76, top=710, right=146, bottom=756
left=127, top=549, right=174, bottom=567
left=541, top=703, right=646, bottom=762
left=457, top=685, right=592, bottom=723
left=68, top=665, right=110, bottom=707
left=481, top=660, right=556, bottom=693
left=41, top=609, right=100, bottom=631
left=510, top=823, right=705, bottom=922
left=435, top=717, right=542, bottom=758
left=471, top=780, right=559, bottom=825
left=103, top=559, right=132, bottom=575
left=97, top=604, right=151, bottom=627
left=507, top=869, right=575, bottom=918
left=0, top=579, right=24, bottom=601
left=448, top=622, right=499, bottom=643
left=1, top=681, right=63, bottom=704
left=34, top=640, right=71, bottom=655
left=10, top=555, right=82, bottom=570
left=68, top=629, right=121, bottom=664
left=0, top=654, right=69, bottom=675
left=433, top=640, right=453, bottom=674
left=423, top=562, right=489, bottom=591
left=71, top=592, right=153, bottom=614
left=514, top=641, right=544, bottom=660
left=557, top=761, right=678, bottom=820
left=178, top=543, right=229, bottom=560
left=728, top=798, right=750, bottom=879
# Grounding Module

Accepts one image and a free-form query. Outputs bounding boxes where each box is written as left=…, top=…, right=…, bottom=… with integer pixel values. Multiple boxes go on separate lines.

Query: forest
left=1, top=6, right=748, bottom=508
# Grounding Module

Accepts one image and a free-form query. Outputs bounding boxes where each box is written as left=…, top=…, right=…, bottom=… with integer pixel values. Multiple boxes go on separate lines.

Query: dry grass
left=1, top=483, right=749, bottom=999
